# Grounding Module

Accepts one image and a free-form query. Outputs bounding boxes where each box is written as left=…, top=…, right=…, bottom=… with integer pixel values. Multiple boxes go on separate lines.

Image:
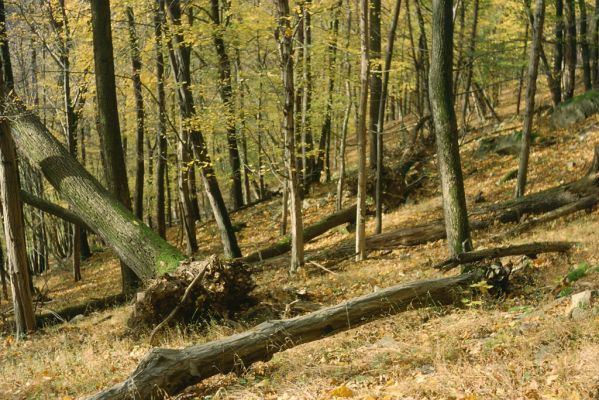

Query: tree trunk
left=368, top=0, right=382, bottom=170
left=592, top=0, right=599, bottom=87
left=375, top=0, right=402, bottom=234
left=336, top=81, right=352, bottom=212
left=91, top=0, right=141, bottom=293
left=210, top=0, right=243, bottom=210
left=242, top=205, right=356, bottom=263
left=126, top=6, right=146, bottom=221
left=276, top=0, right=304, bottom=273
left=0, top=4, right=35, bottom=332
left=552, top=0, right=564, bottom=104
left=516, top=0, right=545, bottom=198
left=165, top=0, right=241, bottom=258
left=460, top=0, right=480, bottom=133
left=154, top=0, right=168, bottom=239
left=516, top=21, right=530, bottom=114
left=356, top=0, right=370, bottom=261
left=563, top=0, right=577, bottom=100
left=578, top=0, right=592, bottom=90
left=89, top=271, right=481, bottom=400
left=429, top=0, right=472, bottom=257
left=301, top=0, right=315, bottom=189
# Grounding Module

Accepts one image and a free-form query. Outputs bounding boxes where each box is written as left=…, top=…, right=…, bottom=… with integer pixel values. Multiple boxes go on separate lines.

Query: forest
left=1, top=0, right=599, bottom=398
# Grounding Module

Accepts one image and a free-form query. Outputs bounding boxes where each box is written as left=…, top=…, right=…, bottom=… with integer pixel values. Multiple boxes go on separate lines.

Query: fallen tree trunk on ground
left=5, top=95, right=184, bottom=280
left=434, top=241, right=576, bottom=271
left=241, top=205, right=357, bottom=263
left=36, top=293, right=127, bottom=326
left=89, top=270, right=485, bottom=400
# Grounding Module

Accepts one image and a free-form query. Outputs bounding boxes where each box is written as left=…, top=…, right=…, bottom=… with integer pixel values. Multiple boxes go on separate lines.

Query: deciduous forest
left=1, top=0, right=599, bottom=398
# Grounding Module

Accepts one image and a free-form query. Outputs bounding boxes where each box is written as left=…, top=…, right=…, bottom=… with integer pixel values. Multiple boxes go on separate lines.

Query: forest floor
left=3, top=93, right=599, bottom=399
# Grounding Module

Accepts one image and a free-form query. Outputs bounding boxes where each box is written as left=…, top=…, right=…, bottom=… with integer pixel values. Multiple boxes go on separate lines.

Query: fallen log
left=89, top=270, right=484, bottom=400
left=241, top=205, right=356, bottom=263
left=434, top=241, right=576, bottom=272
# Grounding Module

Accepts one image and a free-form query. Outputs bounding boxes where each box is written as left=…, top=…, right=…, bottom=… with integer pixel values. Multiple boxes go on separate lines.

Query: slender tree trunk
left=210, top=0, right=243, bottom=210
left=368, top=0, right=382, bottom=170
left=453, top=0, right=466, bottom=98
left=460, top=0, right=479, bottom=133
left=516, top=21, right=530, bottom=115
left=0, top=0, right=35, bottom=333
left=126, top=6, right=146, bottom=220
left=166, top=0, right=241, bottom=258
left=592, top=0, right=599, bottom=86
left=356, top=0, right=370, bottom=261
left=516, top=0, right=545, bottom=198
left=430, top=0, right=472, bottom=257
left=315, top=2, right=340, bottom=183
left=563, top=0, right=577, bottom=100
left=276, top=0, right=304, bottom=272
left=375, top=0, right=402, bottom=234
left=336, top=81, right=352, bottom=211
left=301, top=0, right=315, bottom=188
left=578, top=0, right=592, bottom=90
left=176, top=133, right=199, bottom=255
left=154, top=0, right=168, bottom=239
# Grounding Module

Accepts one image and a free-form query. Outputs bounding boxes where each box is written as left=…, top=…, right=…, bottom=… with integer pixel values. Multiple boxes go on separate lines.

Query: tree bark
left=126, top=6, right=146, bottom=221
left=210, top=0, right=243, bottom=210
left=578, top=0, right=592, bottom=91
left=368, top=0, right=382, bottom=170
left=592, top=0, right=599, bottom=86
left=375, top=0, right=402, bottom=234
left=91, top=0, right=140, bottom=293
left=516, top=0, right=545, bottom=198
left=89, top=271, right=480, bottom=400
left=356, top=0, right=370, bottom=261
left=430, top=0, right=472, bottom=257
left=460, top=0, right=480, bottom=133
left=165, top=0, right=241, bottom=258
left=563, top=0, right=577, bottom=100
left=275, top=0, right=304, bottom=272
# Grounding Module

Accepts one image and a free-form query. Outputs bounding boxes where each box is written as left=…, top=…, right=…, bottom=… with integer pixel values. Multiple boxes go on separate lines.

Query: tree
left=578, top=0, right=591, bottom=91
left=90, top=0, right=140, bottom=293
left=275, top=0, right=304, bottom=272
left=563, top=0, right=576, bottom=100
left=429, top=0, right=472, bottom=257
left=165, top=0, right=241, bottom=258
left=0, top=0, right=36, bottom=337
left=126, top=6, right=146, bottom=221
left=210, top=0, right=244, bottom=210
left=368, top=0, right=382, bottom=170
left=356, top=0, right=370, bottom=261
left=516, top=0, right=545, bottom=198
left=375, top=0, right=402, bottom=234
left=460, top=0, right=480, bottom=132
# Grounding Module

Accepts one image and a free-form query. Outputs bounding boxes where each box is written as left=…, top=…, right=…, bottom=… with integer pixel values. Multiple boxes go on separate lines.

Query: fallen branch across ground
left=434, top=241, right=576, bottom=272
left=89, top=270, right=488, bottom=400
left=241, top=205, right=356, bottom=263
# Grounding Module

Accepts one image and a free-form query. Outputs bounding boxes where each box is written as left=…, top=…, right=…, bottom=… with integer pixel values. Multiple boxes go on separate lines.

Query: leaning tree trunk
left=165, top=0, right=241, bottom=258
left=429, top=0, right=472, bottom=257
left=210, top=0, right=243, bottom=210
left=516, top=0, right=545, bottom=198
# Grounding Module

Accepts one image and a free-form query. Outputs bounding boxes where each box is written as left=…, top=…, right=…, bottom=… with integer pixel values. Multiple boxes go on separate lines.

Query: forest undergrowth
left=2, top=92, right=599, bottom=400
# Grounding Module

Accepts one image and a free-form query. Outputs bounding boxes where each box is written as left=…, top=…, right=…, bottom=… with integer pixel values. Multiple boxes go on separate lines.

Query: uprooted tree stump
left=128, top=256, right=255, bottom=330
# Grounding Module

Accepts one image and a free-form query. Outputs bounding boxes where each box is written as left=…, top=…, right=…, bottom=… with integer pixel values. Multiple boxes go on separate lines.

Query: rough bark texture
left=516, top=0, right=544, bottom=198
left=554, top=0, right=564, bottom=102
left=578, top=0, right=592, bottom=91
left=368, top=0, right=382, bottom=170
left=89, top=271, right=481, bottom=399
left=6, top=99, right=184, bottom=281
left=429, top=0, right=472, bottom=257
